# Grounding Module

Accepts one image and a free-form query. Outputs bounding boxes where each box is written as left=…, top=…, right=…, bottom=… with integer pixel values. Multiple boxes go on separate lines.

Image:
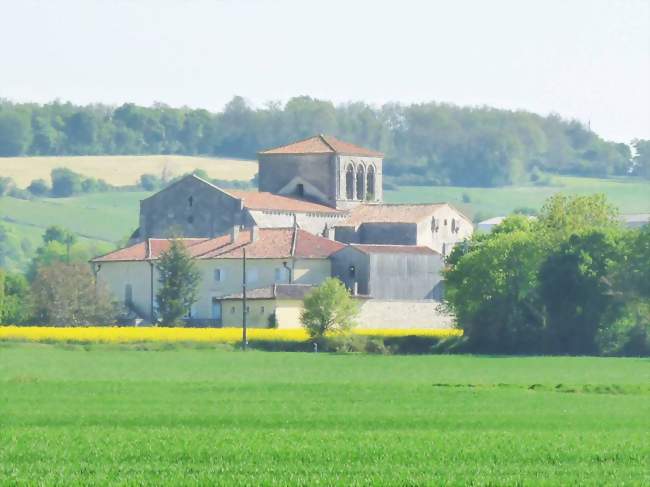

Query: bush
left=27, top=179, right=50, bottom=196
left=51, top=168, right=82, bottom=197
left=139, top=173, right=162, bottom=191
left=0, top=177, right=16, bottom=196
left=300, top=278, right=359, bottom=339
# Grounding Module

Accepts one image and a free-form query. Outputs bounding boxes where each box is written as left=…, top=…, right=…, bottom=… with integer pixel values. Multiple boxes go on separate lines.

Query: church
left=92, top=135, right=472, bottom=328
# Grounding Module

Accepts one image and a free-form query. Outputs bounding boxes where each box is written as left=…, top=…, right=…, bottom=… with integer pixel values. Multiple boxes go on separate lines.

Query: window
left=214, top=268, right=224, bottom=282
left=345, top=165, right=354, bottom=200
left=451, top=218, right=456, bottom=232
left=444, top=219, right=448, bottom=226
left=275, top=267, right=289, bottom=283
left=366, top=165, right=376, bottom=200
left=260, top=306, right=265, bottom=314
left=124, top=284, right=133, bottom=306
left=231, top=306, right=235, bottom=314
left=246, top=268, right=258, bottom=283
left=431, top=217, right=437, bottom=232
left=187, top=215, right=194, bottom=224
left=356, top=165, right=365, bottom=200
left=349, top=265, right=356, bottom=278
left=188, top=196, right=193, bottom=207
left=296, top=183, right=305, bottom=197
left=246, top=306, right=250, bottom=313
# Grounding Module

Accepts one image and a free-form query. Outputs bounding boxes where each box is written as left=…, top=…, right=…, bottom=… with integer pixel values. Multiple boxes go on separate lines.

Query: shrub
left=51, top=168, right=82, bottom=197
left=300, top=278, right=359, bottom=339
left=27, top=179, right=50, bottom=196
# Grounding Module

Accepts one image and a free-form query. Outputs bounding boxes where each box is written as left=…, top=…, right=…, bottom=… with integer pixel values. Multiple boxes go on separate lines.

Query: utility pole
left=242, top=247, right=248, bottom=350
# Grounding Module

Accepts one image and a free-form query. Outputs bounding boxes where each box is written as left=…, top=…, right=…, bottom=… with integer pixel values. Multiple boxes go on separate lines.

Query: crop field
left=0, top=326, right=462, bottom=343
left=0, top=154, right=258, bottom=187
left=385, top=175, right=650, bottom=219
left=0, top=342, right=648, bottom=485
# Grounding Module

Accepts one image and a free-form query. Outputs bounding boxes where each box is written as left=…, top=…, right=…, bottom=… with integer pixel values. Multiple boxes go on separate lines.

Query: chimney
left=230, top=225, right=238, bottom=244
left=251, top=225, right=260, bottom=242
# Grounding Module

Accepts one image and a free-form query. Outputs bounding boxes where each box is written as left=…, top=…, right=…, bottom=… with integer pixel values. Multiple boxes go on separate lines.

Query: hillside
left=0, top=155, right=258, bottom=187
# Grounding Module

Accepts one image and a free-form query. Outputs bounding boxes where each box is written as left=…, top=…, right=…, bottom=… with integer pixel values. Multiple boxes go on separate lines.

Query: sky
left=1, top=0, right=648, bottom=143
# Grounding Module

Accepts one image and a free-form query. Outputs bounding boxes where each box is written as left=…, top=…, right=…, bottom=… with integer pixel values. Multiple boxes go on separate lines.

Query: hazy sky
left=1, top=0, right=648, bottom=142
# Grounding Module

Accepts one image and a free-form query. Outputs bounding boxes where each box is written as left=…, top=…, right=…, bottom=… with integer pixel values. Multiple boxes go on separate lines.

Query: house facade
left=92, top=227, right=344, bottom=326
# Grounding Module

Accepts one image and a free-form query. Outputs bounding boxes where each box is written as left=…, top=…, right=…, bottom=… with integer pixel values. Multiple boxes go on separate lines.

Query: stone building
left=333, top=203, right=473, bottom=256
left=95, top=134, right=472, bottom=328
left=258, top=134, right=384, bottom=210
left=330, top=244, right=445, bottom=299
left=137, top=174, right=346, bottom=240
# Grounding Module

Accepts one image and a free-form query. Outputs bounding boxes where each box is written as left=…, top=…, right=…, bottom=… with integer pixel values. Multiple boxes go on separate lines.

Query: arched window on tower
left=356, top=165, right=365, bottom=201
left=366, top=165, right=376, bottom=201
left=345, top=165, right=354, bottom=200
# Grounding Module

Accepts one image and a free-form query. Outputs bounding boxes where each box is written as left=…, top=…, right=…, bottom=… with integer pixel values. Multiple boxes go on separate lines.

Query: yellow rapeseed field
left=0, top=326, right=462, bottom=344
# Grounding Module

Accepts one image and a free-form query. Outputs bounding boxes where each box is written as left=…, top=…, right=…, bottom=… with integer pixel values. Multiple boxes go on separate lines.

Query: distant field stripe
left=0, top=326, right=462, bottom=343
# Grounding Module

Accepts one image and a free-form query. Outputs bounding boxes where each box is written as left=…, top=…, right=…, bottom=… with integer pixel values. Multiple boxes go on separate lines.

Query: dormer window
left=296, top=183, right=305, bottom=197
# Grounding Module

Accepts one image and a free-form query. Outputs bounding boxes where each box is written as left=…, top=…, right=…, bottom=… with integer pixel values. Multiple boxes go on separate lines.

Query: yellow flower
left=0, top=326, right=462, bottom=344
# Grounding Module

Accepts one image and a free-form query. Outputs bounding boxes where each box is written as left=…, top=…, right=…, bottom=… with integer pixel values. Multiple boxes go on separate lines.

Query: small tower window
left=345, top=165, right=355, bottom=200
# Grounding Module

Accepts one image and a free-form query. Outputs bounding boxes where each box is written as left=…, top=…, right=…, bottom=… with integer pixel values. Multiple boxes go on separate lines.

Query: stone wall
left=356, top=299, right=454, bottom=329
left=139, top=176, right=245, bottom=239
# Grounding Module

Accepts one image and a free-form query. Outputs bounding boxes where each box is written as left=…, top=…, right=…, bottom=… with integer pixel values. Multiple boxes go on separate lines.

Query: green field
left=0, top=343, right=648, bottom=485
left=386, top=175, right=650, bottom=219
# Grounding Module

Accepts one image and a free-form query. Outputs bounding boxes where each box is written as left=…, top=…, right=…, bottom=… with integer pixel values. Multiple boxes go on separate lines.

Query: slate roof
left=337, top=203, right=447, bottom=227
left=92, top=228, right=345, bottom=262
left=221, top=284, right=315, bottom=300
left=259, top=134, right=383, bottom=157
left=347, top=244, right=440, bottom=255
left=227, top=189, right=340, bottom=214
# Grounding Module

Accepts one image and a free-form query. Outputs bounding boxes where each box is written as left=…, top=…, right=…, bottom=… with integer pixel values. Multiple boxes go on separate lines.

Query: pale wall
left=95, top=257, right=331, bottom=321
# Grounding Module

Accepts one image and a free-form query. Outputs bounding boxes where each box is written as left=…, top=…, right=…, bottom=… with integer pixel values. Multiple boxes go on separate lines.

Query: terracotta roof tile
left=221, top=284, right=315, bottom=300
left=260, top=134, right=383, bottom=157
left=227, top=190, right=340, bottom=214
left=338, top=203, right=447, bottom=227
left=92, top=228, right=344, bottom=263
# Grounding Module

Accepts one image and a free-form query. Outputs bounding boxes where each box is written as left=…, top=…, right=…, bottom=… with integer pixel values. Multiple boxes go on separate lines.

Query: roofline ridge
left=319, top=134, right=337, bottom=152
left=258, top=134, right=328, bottom=154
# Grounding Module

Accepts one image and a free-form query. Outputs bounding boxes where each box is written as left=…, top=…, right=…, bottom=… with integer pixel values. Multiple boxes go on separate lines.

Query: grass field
left=0, top=154, right=258, bottom=187
left=0, top=343, right=648, bottom=485
left=385, top=175, right=650, bottom=219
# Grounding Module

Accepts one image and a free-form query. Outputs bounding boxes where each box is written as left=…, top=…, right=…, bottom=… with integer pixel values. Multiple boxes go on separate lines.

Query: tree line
left=1, top=97, right=647, bottom=187
left=444, top=194, right=650, bottom=356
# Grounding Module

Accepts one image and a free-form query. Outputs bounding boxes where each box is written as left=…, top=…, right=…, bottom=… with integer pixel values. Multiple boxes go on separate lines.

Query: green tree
left=30, top=262, right=116, bottom=325
left=155, top=239, right=201, bottom=326
left=51, top=168, right=83, bottom=197
left=300, top=278, right=359, bottom=340
left=1, top=272, right=30, bottom=324
left=631, top=139, right=650, bottom=179
left=539, top=229, right=623, bottom=354
left=27, top=178, right=51, bottom=196
left=444, top=229, right=545, bottom=353
left=0, top=111, right=31, bottom=156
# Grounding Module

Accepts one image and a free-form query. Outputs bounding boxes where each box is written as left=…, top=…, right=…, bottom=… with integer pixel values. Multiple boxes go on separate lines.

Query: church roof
left=337, top=203, right=448, bottom=227
left=92, top=227, right=345, bottom=263
left=227, top=189, right=341, bottom=214
left=259, top=134, right=383, bottom=157
left=347, top=244, right=440, bottom=255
